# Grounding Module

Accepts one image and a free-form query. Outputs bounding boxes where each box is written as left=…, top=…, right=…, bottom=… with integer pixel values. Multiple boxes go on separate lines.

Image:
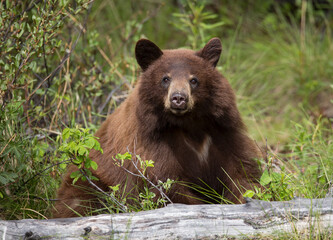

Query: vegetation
left=0, top=1, right=332, bottom=237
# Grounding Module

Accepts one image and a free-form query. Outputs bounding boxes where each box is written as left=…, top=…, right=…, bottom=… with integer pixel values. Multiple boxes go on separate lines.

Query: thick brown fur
left=53, top=38, right=262, bottom=218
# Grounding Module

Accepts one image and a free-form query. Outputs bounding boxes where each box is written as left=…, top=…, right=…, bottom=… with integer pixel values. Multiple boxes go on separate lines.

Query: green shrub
left=0, top=0, right=94, bottom=219
left=57, top=127, right=102, bottom=184
left=111, top=152, right=175, bottom=212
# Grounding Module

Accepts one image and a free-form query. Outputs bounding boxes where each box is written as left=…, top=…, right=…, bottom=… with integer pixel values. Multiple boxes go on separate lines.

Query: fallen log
left=1, top=197, right=332, bottom=239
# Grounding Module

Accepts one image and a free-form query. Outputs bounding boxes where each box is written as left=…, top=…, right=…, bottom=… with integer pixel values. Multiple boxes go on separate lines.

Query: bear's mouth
left=169, top=107, right=189, bottom=116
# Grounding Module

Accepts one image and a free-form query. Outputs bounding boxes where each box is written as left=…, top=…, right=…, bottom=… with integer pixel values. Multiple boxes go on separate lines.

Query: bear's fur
left=53, top=38, right=262, bottom=218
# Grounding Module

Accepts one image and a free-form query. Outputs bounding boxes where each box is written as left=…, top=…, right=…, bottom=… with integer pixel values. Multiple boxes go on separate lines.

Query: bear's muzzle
left=170, top=92, right=188, bottom=111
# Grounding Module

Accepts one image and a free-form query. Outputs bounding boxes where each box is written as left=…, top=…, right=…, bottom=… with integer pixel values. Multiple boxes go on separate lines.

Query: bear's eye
left=189, top=77, right=198, bottom=87
left=162, top=76, right=171, bottom=83
left=161, top=76, right=171, bottom=88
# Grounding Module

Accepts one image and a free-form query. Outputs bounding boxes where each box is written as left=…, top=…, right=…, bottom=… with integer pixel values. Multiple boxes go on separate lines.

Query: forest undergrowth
left=0, top=3, right=332, bottom=238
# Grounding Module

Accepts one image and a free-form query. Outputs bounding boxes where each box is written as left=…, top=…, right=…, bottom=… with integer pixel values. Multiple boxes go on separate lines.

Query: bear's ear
left=135, top=39, right=163, bottom=71
left=196, top=38, right=222, bottom=67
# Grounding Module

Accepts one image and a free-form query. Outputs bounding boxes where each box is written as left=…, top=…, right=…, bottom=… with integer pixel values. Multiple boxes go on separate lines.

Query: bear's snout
left=170, top=92, right=188, bottom=110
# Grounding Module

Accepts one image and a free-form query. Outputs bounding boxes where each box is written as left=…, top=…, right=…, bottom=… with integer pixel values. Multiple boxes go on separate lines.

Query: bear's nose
left=170, top=92, right=188, bottom=110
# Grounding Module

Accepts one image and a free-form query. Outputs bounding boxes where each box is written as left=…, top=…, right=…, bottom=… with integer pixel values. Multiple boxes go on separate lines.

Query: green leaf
left=62, top=128, right=70, bottom=140
left=59, top=163, right=67, bottom=169
left=109, top=184, right=120, bottom=192
left=84, top=159, right=91, bottom=168
left=70, top=171, right=80, bottom=179
left=0, top=175, right=8, bottom=185
left=271, top=172, right=282, bottom=182
left=90, top=161, right=98, bottom=171
left=123, top=152, right=132, bottom=160
left=145, top=160, right=154, bottom=168
left=243, top=190, right=255, bottom=198
left=84, top=137, right=95, bottom=149
left=78, top=146, right=88, bottom=156
left=72, top=177, right=79, bottom=185
left=71, top=157, right=80, bottom=164
left=17, top=28, right=24, bottom=38
left=90, top=175, right=99, bottom=181
left=28, top=61, right=37, bottom=72
left=260, top=170, right=272, bottom=186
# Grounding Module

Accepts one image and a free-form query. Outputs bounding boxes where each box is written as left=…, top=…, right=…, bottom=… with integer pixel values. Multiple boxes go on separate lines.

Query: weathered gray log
left=1, top=197, right=332, bottom=240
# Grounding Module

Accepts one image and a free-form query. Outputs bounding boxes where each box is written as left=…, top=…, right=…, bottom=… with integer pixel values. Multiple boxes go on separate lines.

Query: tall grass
left=223, top=2, right=333, bottom=205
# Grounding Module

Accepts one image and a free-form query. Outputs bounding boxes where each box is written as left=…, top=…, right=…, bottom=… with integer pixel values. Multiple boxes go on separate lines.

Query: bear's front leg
left=53, top=166, right=106, bottom=218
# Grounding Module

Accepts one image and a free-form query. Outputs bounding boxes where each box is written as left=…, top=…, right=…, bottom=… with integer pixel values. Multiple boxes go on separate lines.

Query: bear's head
left=135, top=38, right=241, bottom=129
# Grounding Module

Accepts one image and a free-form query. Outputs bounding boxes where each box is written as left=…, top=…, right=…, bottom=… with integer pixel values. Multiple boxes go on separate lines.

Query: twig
left=33, top=128, right=61, bottom=136
left=0, top=133, right=16, bottom=157
left=0, top=158, right=70, bottom=192
left=41, top=31, right=51, bottom=112
left=26, top=29, right=82, bottom=104
left=98, top=86, right=120, bottom=114
left=11, top=48, right=34, bottom=85
left=125, top=147, right=173, bottom=205
left=115, top=164, right=141, bottom=178
left=49, top=49, right=71, bottom=130
left=97, top=46, right=123, bottom=79
left=78, top=168, right=127, bottom=212
left=21, top=159, right=71, bottom=187
left=0, top=134, right=17, bottom=173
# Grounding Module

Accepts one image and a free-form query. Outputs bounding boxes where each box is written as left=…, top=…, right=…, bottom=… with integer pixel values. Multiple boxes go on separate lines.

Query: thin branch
left=42, top=33, right=50, bottom=79
left=21, top=159, right=71, bottom=187
left=116, top=164, right=141, bottom=178
left=125, top=147, right=173, bottom=204
left=0, top=133, right=16, bottom=156
left=0, top=158, right=70, bottom=192
left=26, top=29, right=82, bottom=104
left=97, top=86, right=120, bottom=114
left=78, top=168, right=127, bottom=213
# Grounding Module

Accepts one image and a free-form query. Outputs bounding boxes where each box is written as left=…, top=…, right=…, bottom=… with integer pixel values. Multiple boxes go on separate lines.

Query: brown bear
left=53, top=38, right=262, bottom=218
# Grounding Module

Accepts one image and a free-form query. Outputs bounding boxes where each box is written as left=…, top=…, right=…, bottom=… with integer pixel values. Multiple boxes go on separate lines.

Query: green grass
left=0, top=3, right=332, bottom=239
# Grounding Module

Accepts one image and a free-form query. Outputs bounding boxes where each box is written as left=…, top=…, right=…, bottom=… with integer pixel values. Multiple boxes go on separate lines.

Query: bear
left=53, top=38, right=262, bottom=218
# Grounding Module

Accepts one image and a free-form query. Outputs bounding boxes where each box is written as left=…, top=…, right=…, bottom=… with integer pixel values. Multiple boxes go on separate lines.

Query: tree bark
left=1, top=197, right=332, bottom=240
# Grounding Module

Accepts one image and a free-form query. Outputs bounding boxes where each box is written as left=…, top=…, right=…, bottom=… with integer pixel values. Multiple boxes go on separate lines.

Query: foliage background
left=0, top=0, right=332, bottom=225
